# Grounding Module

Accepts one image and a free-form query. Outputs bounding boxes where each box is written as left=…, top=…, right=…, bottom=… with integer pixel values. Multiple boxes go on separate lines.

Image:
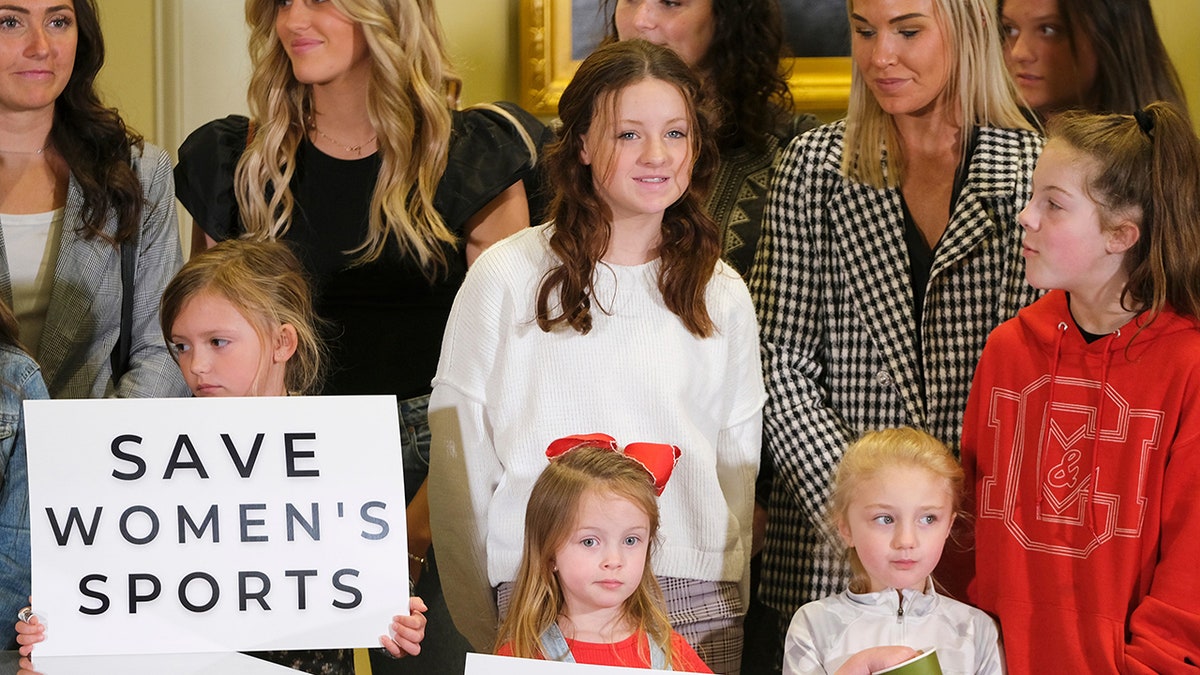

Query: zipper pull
left=897, top=604, right=904, bottom=624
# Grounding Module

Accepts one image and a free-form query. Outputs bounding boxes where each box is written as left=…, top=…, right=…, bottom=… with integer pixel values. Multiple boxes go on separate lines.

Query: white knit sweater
left=428, top=225, right=765, bottom=649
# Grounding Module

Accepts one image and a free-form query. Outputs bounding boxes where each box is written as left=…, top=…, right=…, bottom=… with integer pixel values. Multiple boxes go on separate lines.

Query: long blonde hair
left=842, top=0, right=1032, bottom=188
left=495, top=446, right=682, bottom=667
left=236, top=0, right=460, bottom=278
left=829, top=428, right=964, bottom=593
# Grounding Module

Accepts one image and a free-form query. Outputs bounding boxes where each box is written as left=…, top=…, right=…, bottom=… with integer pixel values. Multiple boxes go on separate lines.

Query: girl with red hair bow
left=495, top=435, right=710, bottom=671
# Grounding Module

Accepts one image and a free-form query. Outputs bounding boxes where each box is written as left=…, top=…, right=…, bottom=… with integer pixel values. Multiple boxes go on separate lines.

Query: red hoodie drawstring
left=1087, top=329, right=1119, bottom=536
left=1037, top=322, right=1070, bottom=514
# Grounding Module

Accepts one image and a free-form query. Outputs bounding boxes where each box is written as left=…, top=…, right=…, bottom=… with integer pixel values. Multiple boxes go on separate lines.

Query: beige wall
left=1151, top=0, right=1200, bottom=130
left=437, top=0, right=521, bottom=106
left=96, top=0, right=157, bottom=142
left=96, top=0, right=1200, bottom=142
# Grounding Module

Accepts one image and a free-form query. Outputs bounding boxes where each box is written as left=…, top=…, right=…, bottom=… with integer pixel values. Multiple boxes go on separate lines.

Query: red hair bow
left=546, top=433, right=681, bottom=496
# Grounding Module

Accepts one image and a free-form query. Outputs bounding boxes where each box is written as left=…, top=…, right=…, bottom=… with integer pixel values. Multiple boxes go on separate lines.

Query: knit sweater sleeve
left=427, top=239, right=513, bottom=651
left=713, top=267, right=766, bottom=602
left=1124, top=418, right=1200, bottom=672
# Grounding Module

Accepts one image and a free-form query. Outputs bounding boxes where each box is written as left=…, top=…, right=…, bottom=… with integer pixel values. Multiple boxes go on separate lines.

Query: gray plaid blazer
left=0, top=143, right=188, bottom=399
left=749, top=121, right=1043, bottom=617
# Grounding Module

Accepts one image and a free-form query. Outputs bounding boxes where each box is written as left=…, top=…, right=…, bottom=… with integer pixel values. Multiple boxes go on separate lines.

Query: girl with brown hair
left=430, top=39, right=764, bottom=672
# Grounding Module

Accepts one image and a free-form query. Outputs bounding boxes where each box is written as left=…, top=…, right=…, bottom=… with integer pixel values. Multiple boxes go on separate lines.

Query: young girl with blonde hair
left=16, top=240, right=428, bottom=674
left=962, top=101, right=1200, bottom=673
left=496, top=434, right=709, bottom=671
left=784, top=428, right=1001, bottom=675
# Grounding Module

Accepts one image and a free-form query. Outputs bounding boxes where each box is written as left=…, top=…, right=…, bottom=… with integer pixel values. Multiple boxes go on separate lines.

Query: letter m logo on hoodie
left=978, top=375, right=1163, bottom=559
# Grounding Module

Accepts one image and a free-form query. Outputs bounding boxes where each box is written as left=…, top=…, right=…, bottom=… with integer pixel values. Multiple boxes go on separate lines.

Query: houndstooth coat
left=749, top=120, right=1043, bottom=618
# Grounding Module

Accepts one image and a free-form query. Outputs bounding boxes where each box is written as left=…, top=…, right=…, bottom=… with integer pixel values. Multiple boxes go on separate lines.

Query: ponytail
left=1049, top=102, right=1200, bottom=321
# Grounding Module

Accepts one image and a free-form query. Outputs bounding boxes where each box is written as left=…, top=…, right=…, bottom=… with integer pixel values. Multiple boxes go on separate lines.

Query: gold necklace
left=307, top=117, right=376, bottom=156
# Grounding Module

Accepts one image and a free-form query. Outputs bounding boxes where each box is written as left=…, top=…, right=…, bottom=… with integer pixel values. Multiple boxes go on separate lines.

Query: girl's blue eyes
left=872, top=514, right=939, bottom=525
left=616, top=130, right=688, bottom=140
left=579, top=535, right=642, bottom=546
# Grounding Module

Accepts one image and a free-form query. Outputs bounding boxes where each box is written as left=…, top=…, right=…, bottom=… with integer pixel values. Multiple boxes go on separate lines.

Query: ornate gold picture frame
left=518, top=0, right=852, bottom=117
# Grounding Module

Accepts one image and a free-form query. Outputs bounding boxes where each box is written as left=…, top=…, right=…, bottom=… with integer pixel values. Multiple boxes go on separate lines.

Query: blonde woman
left=750, top=0, right=1042, bottom=665
left=174, top=0, right=548, bottom=671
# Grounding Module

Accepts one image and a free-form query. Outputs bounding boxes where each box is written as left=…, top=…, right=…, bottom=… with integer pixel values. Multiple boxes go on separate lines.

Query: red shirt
left=497, top=630, right=712, bottom=672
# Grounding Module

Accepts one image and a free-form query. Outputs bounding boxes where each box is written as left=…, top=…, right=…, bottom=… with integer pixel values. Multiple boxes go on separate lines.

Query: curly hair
left=604, top=0, right=792, bottom=151
left=237, top=0, right=462, bottom=279
left=536, top=39, right=721, bottom=338
left=51, top=0, right=145, bottom=245
left=998, top=0, right=1189, bottom=121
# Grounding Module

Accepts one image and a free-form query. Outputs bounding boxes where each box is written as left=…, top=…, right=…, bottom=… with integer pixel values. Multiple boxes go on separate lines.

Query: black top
left=175, top=105, right=551, bottom=399
left=900, top=127, right=980, bottom=382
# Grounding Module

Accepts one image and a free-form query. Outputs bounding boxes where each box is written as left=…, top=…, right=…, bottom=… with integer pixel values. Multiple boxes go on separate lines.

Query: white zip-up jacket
left=783, top=581, right=1002, bottom=675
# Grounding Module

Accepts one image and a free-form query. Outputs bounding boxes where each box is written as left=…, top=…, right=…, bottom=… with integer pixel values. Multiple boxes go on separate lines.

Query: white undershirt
left=1, top=208, right=65, bottom=351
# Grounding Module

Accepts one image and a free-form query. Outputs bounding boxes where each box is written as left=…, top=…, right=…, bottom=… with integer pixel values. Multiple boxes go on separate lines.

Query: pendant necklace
left=307, top=117, right=376, bottom=156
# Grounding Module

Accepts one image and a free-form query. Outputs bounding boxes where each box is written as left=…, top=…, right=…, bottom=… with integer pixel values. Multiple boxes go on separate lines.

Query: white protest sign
left=26, top=651, right=300, bottom=675
left=24, top=395, right=408, bottom=657
left=466, top=653, right=660, bottom=673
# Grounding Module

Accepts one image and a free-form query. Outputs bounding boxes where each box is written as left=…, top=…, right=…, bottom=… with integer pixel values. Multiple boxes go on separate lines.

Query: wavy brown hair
left=998, top=0, right=1189, bottom=121
left=161, top=240, right=326, bottom=395
left=536, top=39, right=720, bottom=338
left=51, top=0, right=145, bottom=245
left=1049, top=102, right=1200, bottom=323
left=495, top=445, right=680, bottom=667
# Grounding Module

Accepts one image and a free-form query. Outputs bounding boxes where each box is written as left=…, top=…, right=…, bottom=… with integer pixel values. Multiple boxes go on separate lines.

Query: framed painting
left=518, top=0, right=853, bottom=117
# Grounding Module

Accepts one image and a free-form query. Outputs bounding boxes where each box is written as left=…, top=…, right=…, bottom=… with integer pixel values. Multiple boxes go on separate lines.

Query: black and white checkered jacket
left=749, top=120, right=1044, bottom=616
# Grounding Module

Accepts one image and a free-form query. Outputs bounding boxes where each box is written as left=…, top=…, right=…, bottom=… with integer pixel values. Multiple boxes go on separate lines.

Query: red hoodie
left=961, top=290, right=1200, bottom=674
